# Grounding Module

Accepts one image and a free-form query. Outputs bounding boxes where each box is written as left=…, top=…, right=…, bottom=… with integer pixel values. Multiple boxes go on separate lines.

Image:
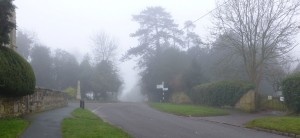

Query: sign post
left=156, top=81, right=168, bottom=102
left=77, top=80, right=84, bottom=109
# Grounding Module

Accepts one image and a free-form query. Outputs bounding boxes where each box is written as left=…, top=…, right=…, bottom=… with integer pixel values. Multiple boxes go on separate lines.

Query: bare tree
left=91, top=32, right=118, bottom=62
left=213, top=0, right=300, bottom=93
left=265, top=63, right=287, bottom=93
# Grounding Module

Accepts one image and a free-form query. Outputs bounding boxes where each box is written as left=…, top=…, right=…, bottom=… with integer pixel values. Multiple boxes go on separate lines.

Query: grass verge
left=149, top=102, right=228, bottom=117
left=0, top=118, right=29, bottom=138
left=246, top=116, right=300, bottom=135
left=62, top=108, right=132, bottom=138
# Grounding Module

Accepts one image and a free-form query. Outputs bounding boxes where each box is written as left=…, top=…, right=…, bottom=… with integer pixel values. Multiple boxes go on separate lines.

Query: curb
left=195, top=118, right=299, bottom=138
left=253, top=127, right=299, bottom=138
left=195, top=118, right=243, bottom=128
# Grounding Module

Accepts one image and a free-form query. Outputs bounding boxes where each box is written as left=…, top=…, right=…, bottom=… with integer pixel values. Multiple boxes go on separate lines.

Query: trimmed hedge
left=0, top=46, right=36, bottom=97
left=282, top=72, right=300, bottom=113
left=189, top=80, right=255, bottom=106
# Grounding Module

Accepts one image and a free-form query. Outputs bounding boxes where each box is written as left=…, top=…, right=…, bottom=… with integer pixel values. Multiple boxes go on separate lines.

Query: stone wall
left=235, top=90, right=256, bottom=112
left=0, top=88, right=67, bottom=118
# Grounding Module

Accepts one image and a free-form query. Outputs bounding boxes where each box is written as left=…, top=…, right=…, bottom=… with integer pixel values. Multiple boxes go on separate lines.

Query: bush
left=282, top=72, right=300, bottom=113
left=189, top=80, right=255, bottom=107
left=0, top=46, right=36, bottom=97
left=170, top=92, right=191, bottom=104
left=64, top=87, right=76, bottom=100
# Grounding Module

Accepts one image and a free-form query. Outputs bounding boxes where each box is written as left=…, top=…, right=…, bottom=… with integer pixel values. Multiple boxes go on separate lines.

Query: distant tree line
left=16, top=31, right=121, bottom=101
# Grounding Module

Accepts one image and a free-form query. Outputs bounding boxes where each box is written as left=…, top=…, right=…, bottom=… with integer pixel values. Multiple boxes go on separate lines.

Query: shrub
left=0, top=46, right=36, bottom=97
left=282, top=72, right=300, bottom=113
left=189, top=80, right=255, bottom=107
left=64, top=87, right=76, bottom=100
left=170, top=92, right=191, bottom=104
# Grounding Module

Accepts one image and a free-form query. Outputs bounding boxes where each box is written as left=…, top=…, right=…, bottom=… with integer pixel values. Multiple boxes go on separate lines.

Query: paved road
left=21, top=103, right=77, bottom=138
left=87, top=102, right=287, bottom=138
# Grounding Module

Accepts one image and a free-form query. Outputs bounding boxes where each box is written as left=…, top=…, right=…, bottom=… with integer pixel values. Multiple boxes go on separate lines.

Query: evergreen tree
left=123, top=6, right=183, bottom=68
left=0, top=0, right=15, bottom=46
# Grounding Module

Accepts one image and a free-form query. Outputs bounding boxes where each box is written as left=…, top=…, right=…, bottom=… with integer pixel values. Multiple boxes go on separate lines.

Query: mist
left=14, top=0, right=300, bottom=102
left=6, top=1, right=300, bottom=137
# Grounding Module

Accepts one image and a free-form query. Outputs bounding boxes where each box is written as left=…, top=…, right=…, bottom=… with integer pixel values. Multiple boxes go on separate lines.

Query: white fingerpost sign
left=267, top=96, right=272, bottom=100
left=156, top=81, right=168, bottom=102
left=156, top=84, right=163, bottom=89
left=280, top=97, right=284, bottom=102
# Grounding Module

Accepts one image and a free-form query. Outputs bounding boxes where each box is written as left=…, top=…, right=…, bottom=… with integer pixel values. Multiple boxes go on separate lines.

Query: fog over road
left=87, top=103, right=287, bottom=138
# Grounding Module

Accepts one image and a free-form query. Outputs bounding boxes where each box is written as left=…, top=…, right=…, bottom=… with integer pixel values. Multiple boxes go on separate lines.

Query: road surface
left=87, top=102, right=287, bottom=138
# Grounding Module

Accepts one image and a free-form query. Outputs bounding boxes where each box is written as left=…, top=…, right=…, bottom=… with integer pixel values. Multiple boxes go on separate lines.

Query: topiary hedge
left=0, top=46, right=36, bottom=97
left=282, top=72, right=300, bottom=113
left=189, top=80, right=255, bottom=107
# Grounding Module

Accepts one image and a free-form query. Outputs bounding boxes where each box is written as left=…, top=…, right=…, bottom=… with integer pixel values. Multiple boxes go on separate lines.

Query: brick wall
left=0, top=88, right=67, bottom=118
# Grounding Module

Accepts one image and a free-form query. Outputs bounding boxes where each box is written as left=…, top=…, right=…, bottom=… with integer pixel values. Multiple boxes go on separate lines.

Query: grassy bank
left=246, top=116, right=300, bottom=135
left=62, top=108, right=131, bottom=138
left=0, top=118, right=29, bottom=138
left=149, top=103, right=228, bottom=117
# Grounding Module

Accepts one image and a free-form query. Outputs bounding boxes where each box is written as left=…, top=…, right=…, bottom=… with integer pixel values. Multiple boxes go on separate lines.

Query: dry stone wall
left=0, top=87, right=67, bottom=118
left=235, top=90, right=256, bottom=112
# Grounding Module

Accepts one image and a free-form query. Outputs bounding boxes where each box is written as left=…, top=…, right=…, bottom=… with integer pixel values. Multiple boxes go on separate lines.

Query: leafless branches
left=213, top=0, right=300, bottom=91
left=91, top=32, right=118, bottom=63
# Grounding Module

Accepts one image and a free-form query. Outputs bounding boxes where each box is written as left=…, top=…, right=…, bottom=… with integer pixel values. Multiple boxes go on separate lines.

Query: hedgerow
left=189, top=80, right=255, bottom=106
left=282, top=72, right=300, bottom=113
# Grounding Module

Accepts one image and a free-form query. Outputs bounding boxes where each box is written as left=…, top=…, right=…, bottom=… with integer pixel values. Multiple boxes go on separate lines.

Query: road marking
left=92, top=106, right=102, bottom=113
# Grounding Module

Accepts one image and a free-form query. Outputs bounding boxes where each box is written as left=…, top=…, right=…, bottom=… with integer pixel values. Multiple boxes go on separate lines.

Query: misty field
left=149, top=103, right=228, bottom=117
left=62, top=108, right=131, bottom=138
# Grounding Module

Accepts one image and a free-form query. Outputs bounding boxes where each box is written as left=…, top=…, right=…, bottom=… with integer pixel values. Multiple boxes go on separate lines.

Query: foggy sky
left=14, top=0, right=300, bottom=99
